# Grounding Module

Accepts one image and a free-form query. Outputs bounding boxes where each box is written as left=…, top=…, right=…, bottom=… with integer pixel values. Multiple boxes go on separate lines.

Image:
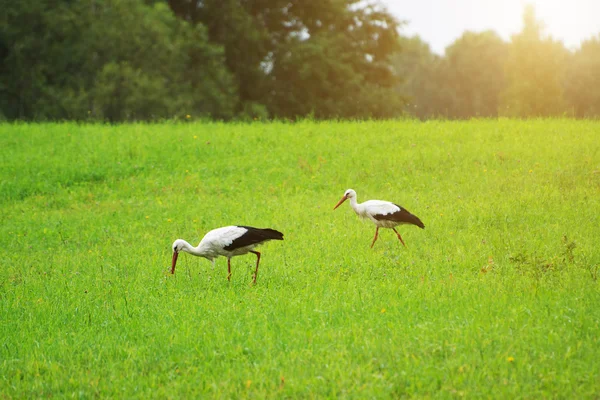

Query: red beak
left=333, top=195, right=348, bottom=210
left=171, top=251, right=178, bottom=274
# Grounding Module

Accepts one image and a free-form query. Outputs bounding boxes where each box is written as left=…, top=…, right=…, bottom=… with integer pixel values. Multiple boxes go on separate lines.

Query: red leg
left=370, top=227, right=380, bottom=248
left=227, top=258, right=232, bottom=281
left=392, top=228, right=406, bottom=247
left=250, top=251, right=261, bottom=284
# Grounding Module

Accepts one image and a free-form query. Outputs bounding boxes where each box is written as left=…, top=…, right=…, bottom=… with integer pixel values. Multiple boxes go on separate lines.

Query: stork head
left=333, top=189, right=356, bottom=210
left=171, top=239, right=187, bottom=274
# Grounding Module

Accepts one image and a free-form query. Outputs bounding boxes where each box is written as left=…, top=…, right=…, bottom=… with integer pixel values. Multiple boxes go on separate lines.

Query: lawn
left=1, top=119, right=599, bottom=398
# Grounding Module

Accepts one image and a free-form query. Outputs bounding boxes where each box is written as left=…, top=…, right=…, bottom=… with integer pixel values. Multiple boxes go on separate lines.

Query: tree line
left=396, top=5, right=600, bottom=119
left=1, top=1, right=599, bottom=121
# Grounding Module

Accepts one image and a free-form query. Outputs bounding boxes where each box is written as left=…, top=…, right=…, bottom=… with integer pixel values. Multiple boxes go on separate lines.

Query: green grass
left=1, top=120, right=599, bottom=398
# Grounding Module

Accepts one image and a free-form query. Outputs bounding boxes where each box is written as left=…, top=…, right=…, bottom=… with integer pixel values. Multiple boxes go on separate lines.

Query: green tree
left=166, top=0, right=404, bottom=119
left=0, top=0, right=237, bottom=121
left=500, top=5, right=569, bottom=117
left=564, top=35, right=600, bottom=118
left=444, top=31, right=508, bottom=118
left=392, top=36, right=452, bottom=119
left=166, top=0, right=270, bottom=116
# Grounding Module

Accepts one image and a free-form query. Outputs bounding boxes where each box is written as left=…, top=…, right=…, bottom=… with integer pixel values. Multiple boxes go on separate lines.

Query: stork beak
left=171, top=251, right=178, bottom=274
left=333, top=195, right=348, bottom=210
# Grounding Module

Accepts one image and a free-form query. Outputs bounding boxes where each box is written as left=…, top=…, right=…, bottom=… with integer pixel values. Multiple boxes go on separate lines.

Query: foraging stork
left=171, top=226, right=284, bottom=284
left=333, top=189, right=424, bottom=248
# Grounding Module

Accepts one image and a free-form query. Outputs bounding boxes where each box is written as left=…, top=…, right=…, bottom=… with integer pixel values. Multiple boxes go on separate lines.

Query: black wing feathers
left=224, top=226, right=284, bottom=250
left=373, top=204, right=425, bottom=229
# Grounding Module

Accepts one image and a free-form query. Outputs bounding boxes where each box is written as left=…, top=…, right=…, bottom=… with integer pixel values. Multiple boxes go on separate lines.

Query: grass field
left=1, top=120, right=600, bottom=398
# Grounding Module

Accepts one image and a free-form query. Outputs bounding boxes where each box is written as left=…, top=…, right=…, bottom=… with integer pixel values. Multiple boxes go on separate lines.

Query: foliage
left=166, top=0, right=272, bottom=113
left=1, top=120, right=600, bottom=397
left=500, top=5, right=569, bottom=117
left=394, top=32, right=508, bottom=119
left=166, top=0, right=405, bottom=119
left=268, top=31, right=403, bottom=119
left=392, top=6, right=600, bottom=120
left=564, top=35, right=600, bottom=118
left=0, top=0, right=237, bottom=121
left=2, top=1, right=600, bottom=120
left=0, top=0, right=403, bottom=121
left=392, top=36, right=451, bottom=119
left=444, top=31, right=508, bottom=118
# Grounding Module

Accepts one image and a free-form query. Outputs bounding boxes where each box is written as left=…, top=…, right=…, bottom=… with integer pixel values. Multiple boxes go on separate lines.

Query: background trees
left=1, top=1, right=599, bottom=121
left=392, top=36, right=450, bottom=119
left=443, top=31, right=508, bottom=118
left=0, top=0, right=237, bottom=121
left=165, top=0, right=404, bottom=119
left=499, top=5, right=569, bottom=117
left=564, top=35, right=600, bottom=118
left=393, top=5, right=595, bottom=120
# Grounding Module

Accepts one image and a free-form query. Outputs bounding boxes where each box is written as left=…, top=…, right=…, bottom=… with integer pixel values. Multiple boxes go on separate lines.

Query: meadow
left=1, top=120, right=599, bottom=398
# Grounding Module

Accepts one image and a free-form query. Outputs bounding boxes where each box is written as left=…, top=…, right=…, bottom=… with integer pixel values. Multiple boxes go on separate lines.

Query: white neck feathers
left=180, top=240, right=204, bottom=257
left=348, top=195, right=362, bottom=214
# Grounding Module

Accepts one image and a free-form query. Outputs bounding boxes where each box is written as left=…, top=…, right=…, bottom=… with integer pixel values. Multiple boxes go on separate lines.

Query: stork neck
left=348, top=195, right=359, bottom=211
left=181, top=240, right=205, bottom=257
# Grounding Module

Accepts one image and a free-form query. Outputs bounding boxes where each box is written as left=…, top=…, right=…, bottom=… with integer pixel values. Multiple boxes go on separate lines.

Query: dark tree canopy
left=165, top=0, right=404, bottom=118
left=0, top=0, right=237, bottom=121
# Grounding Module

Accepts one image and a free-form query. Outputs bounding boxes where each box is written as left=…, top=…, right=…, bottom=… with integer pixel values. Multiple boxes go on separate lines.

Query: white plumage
left=171, top=225, right=284, bottom=284
left=334, top=189, right=425, bottom=247
left=351, top=200, right=403, bottom=227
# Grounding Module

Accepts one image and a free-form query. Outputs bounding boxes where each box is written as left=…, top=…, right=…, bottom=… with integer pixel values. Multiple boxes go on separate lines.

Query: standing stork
left=333, top=189, right=424, bottom=247
left=171, top=226, right=284, bottom=284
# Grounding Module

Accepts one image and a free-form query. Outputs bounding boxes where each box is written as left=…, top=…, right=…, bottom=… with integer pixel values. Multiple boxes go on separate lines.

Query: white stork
left=333, top=189, right=424, bottom=248
left=171, top=225, right=284, bottom=284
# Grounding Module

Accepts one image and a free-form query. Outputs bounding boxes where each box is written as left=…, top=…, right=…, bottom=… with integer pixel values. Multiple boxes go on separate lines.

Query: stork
left=171, top=226, right=284, bottom=284
left=333, top=189, right=424, bottom=247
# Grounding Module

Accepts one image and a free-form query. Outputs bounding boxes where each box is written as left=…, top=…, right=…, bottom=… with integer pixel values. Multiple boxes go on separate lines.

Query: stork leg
left=370, top=227, right=380, bottom=248
left=392, top=228, right=406, bottom=247
left=250, top=251, right=261, bottom=284
left=227, top=258, right=232, bottom=281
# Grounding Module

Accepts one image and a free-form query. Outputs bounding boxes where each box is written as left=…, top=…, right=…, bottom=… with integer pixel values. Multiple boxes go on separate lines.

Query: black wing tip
left=264, top=228, right=284, bottom=240
left=238, top=226, right=284, bottom=240
left=412, top=215, right=425, bottom=229
left=223, top=226, right=284, bottom=251
left=380, top=206, right=425, bottom=229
